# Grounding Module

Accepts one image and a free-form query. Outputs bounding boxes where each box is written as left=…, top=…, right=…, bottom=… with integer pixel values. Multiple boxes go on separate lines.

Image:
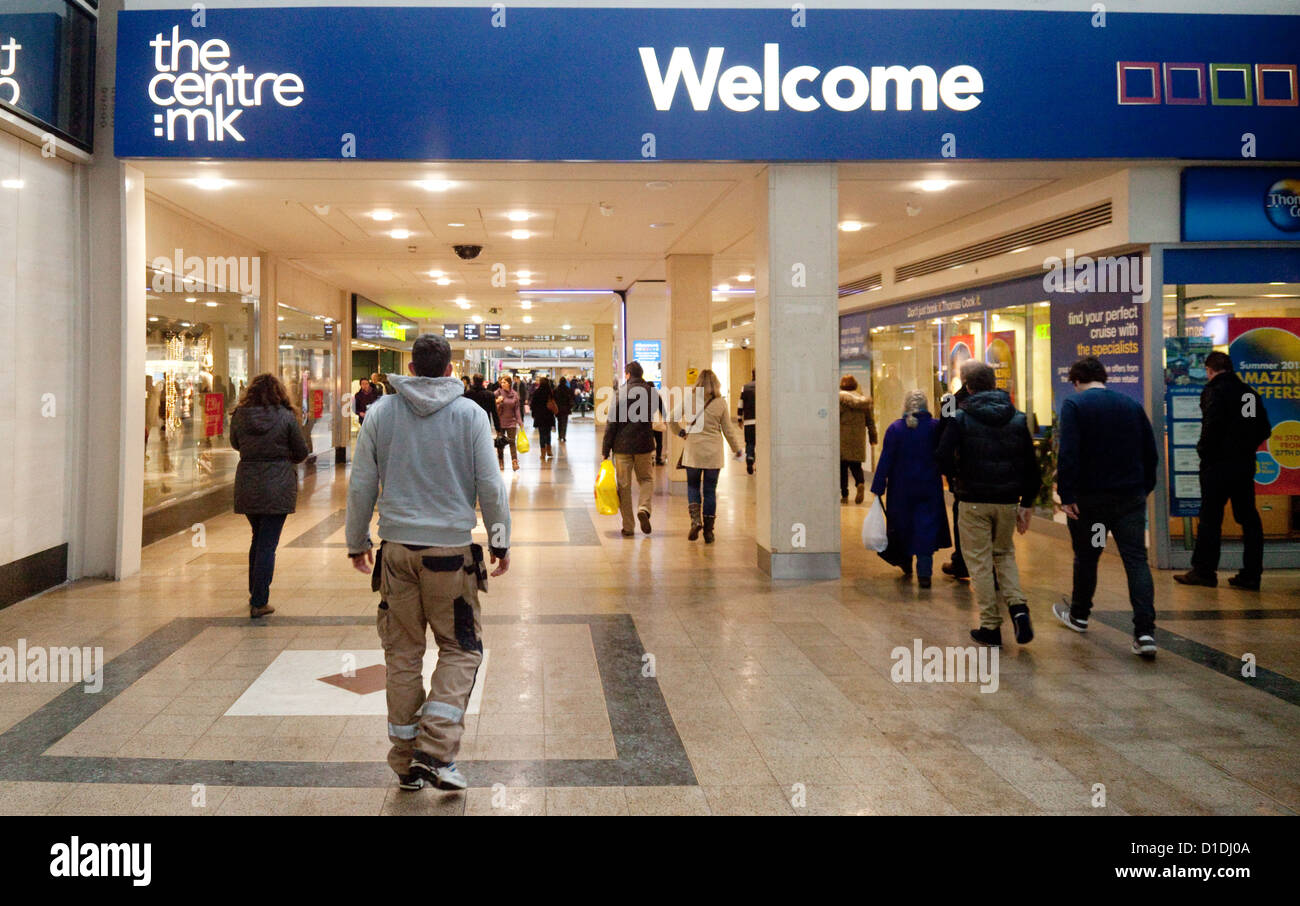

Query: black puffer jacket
left=1198, top=371, right=1271, bottom=479
left=935, top=389, right=1040, bottom=507
left=230, top=405, right=310, bottom=515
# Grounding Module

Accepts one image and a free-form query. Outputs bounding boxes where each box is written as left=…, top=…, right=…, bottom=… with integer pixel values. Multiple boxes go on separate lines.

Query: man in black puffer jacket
left=936, top=362, right=1041, bottom=648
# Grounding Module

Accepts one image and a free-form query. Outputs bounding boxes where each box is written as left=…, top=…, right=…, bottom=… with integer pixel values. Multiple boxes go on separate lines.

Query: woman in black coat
left=553, top=377, right=574, bottom=444
left=230, top=373, right=310, bottom=618
left=530, top=376, right=557, bottom=461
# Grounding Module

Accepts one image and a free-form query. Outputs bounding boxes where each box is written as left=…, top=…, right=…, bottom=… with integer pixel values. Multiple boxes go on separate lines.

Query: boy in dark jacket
left=1175, top=351, right=1272, bottom=591
left=935, top=362, right=1040, bottom=647
left=1051, top=357, right=1159, bottom=658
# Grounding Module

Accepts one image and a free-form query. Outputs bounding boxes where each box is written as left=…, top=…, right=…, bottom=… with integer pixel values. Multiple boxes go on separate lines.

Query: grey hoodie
left=345, top=375, right=511, bottom=555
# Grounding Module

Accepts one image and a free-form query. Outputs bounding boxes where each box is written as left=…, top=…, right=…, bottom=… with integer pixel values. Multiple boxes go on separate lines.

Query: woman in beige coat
left=674, top=369, right=744, bottom=543
left=839, top=374, right=879, bottom=504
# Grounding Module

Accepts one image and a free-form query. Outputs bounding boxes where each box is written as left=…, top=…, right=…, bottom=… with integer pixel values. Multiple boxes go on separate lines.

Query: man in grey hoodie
left=346, top=334, right=511, bottom=792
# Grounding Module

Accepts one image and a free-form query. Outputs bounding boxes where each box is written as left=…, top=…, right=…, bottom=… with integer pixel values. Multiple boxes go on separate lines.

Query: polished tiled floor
left=1, top=417, right=1297, bottom=815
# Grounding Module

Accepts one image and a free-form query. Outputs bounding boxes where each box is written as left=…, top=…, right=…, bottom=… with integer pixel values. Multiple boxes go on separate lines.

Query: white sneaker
left=1052, top=600, right=1088, bottom=633
left=1131, top=635, right=1157, bottom=659
left=410, top=755, right=468, bottom=791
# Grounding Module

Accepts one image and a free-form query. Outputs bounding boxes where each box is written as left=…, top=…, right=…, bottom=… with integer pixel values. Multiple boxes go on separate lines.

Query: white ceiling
left=137, top=159, right=1127, bottom=339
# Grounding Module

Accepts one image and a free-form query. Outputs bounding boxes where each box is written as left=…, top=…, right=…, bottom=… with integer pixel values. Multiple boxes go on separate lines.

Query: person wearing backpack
left=1176, top=351, right=1273, bottom=591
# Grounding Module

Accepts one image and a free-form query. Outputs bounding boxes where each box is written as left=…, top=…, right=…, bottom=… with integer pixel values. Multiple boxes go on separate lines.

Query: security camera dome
left=453, top=244, right=483, bottom=260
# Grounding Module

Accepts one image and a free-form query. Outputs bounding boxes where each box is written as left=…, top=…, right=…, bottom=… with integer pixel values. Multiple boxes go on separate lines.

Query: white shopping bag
left=861, top=499, right=888, bottom=552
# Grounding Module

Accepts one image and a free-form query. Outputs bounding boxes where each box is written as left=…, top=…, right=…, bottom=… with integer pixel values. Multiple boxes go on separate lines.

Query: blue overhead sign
left=114, top=7, right=1300, bottom=161
left=1183, top=168, right=1300, bottom=241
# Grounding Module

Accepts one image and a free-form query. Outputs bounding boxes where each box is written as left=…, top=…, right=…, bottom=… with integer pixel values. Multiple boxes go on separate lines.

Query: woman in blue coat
left=869, top=389, right=952, bottom=587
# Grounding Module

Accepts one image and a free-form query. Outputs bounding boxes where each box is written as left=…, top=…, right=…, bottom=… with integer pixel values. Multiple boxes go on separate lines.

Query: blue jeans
left=247, top=513, right=287, bottom=610
left=904, top=553, right=933, bottom=578
left=685, top=467, right=720, bottom=516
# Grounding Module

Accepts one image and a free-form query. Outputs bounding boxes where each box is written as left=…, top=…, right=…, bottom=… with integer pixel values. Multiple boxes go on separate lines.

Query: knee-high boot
left=703, top=515, right=716, bottom=544
left=688, top=503, right=702, bottom=541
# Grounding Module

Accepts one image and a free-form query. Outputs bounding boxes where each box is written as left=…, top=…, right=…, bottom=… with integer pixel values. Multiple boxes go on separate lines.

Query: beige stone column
left=665, top=254, right=713, bottom=491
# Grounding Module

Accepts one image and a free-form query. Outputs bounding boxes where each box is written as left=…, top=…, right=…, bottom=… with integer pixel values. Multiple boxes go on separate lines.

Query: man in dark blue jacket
left=1050, top=357, right=1159, bottom=659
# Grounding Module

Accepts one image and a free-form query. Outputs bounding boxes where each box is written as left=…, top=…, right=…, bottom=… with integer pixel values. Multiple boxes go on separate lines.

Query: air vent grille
left=894, top=201, right=1113, bottom=283
left=838, top=272, right=884, bottom=297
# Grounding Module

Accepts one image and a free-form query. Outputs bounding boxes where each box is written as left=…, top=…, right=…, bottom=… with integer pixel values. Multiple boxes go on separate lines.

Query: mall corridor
left=0, top=420, right=1296, bottom=816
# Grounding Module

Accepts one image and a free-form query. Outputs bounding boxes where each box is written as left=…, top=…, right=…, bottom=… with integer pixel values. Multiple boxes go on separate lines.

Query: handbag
left=675, top=397, right=716, bottom=470
left=547, top=397, right=559, bottom=415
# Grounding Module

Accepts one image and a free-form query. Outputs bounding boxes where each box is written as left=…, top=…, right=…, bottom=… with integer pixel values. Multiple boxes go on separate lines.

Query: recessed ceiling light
left=1, top=179, right=23, bottom=189
left=148, top=316, right=159, bottom=322
left=180, top=321, right=192, bottom=327
left=562, top=323, right=571, bottom=330
left=919, top=179, right=952, bottom=192
left=428, top=269, right=444, bottom=278
left=185, top=296, right=197, bottom=303
left=517, top=278, right=532, bottom=286
left=736, top=273, right=753, bottom=282
left=520, top=300, right=532, bottom=310
left=371, top=209, right=394, bottom=221
left=507, top=210, right=531, bottom=222
left=436, top=277, right=451, bottom=286
left=456, top=299, right=471, bottom=309
left=838, top=220, right=865, bottom=232
left=471, top=315, right=483, bottom=323
left=648, top=222, right=675, bottom=229
left=390, top=228, right=410, bottom=239
left=448, top=222, right=465, bottom=228
left=511, top=229, right=530, bottom=240
left=192, top=177, right=229, bottom=191
left=717, top=283, right=730, bottom=292
left=517, top=270, right=531, bottom=279
left=418, top=179, right=453, bottom=191
left=503, top=324, right=512, bottom=330
left=522, top=315, right=533, bottom=323
left=205, top=301, right=219, bottom=308
left=277, top=316, right=285, bottom=321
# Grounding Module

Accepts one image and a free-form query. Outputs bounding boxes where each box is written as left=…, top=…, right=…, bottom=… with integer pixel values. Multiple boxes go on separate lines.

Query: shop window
left=144, top=271, right=256, bottom=511
left=1163, top=280, right=1300, bottom=546
left=277, top=304, right=335, bottom=459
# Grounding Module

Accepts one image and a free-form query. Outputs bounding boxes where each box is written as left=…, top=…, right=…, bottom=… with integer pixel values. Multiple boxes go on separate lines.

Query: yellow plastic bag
left=595, top=459, right=619, bottom=515
left=515, top=429, right=530, bottom=454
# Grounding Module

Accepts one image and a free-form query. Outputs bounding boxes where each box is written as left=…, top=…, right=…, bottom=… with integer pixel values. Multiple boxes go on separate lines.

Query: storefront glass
left=277, top=304, right=335, bottom=458
left=1162, top=280, right=1300, bottom=547
left=144, top=270, right=256, bottom=510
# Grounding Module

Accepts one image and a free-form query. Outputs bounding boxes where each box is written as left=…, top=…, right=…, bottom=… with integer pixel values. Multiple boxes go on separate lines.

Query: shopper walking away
left=554, top=377, right=574, bottom=443
left=530, top=376, right=557, bottom=461
left=739, top=371, right=756, bottom=474
left=230, top=373, right=310, bottom=618
left=466, top=374, right=499, bottom=431
left=1051, top=357, right=1160, bottom=658
left=494, top=375, right=524, bottom=471
left=1175, top=351, right=1272, bottom=591
left=935, top=362, right=1040, bottom=647
left=601, top=361, right=663, bottom=536
left=870, top=390, right=951, bottom=587
left=346, top=334, right=511, bottom=792
left=839, top=375, right=878, bottom=504
left=936, top=359, right=980, bottom=580
left=674, top=369, right=744, bottom=543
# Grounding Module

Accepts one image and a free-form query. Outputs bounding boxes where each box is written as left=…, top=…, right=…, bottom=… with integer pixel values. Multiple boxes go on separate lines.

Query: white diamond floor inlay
left=224, top=649, right=489, bottom=717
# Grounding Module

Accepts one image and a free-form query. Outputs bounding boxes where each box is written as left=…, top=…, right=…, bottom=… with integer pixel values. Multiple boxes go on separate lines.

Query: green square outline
left=1210, top=63, right=1253, bottom=106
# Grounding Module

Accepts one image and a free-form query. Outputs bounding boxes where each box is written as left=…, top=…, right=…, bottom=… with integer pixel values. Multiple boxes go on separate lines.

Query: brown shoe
left=855, top=485, right=865, bottom=504
left=512, top=459, right=520, bottom=472
left=1173, top=570, right=1216, bottom=588
left=250, top=605, right=275, bottom=618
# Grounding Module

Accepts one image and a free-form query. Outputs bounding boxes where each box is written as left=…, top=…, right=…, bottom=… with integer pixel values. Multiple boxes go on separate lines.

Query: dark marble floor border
left=0, top=544, right=68, bottom=611
left=1092, top=610, right=1300, bottom=708
left=0, top=614, right=695, bottom=789
left=286, top=508, right=600, bottom=549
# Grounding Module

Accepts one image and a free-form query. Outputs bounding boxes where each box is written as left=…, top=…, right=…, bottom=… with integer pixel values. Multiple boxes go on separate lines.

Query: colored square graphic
left=1256, top=64, right=1299, bottom=107
left=1117, top=61, right=1160, bottom=105
left=1164, top=63, right=1207, bottom=105
left=1210, top=63, right=1253, bottom=105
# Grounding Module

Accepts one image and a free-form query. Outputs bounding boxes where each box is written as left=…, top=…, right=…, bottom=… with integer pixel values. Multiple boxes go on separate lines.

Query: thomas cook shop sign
left=115, top=7, right=1300, bottom=162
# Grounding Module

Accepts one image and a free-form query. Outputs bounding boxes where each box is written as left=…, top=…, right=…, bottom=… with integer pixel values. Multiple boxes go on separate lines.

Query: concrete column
left=754, top=164, right=840, bottom=579
left=592, top=321, right=614, bottom=428
left=258, top=254, right=277, bottom=375
left=77, top=0, right=146, bottom=580
left=333, top=288, right=350, bottom=462
left=665, top=254, right=713, bottom=489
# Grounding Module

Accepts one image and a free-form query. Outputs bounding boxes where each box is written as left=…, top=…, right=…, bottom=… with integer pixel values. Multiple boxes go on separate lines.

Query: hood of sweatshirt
left=964, top=389, right=1016, bottom=427
left=237, top=405, right=285, bottom=435
left=389, top=375, right=465, bottom=418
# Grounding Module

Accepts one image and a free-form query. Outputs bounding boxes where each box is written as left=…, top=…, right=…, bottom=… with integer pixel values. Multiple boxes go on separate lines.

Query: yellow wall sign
left=381, top=319, right=407, bottom=341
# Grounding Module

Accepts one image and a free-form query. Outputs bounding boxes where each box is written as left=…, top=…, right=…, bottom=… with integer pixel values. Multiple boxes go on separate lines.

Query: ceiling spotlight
left=436, top=277, right=451, bottom=286
left=192, top=177, right=229, bottom=191
left=507, top=210, right=531, bottom=222
left=456, top=299, right=471, bottom=309
left=717, top=283, right=730, bottom=292
left=511, top=229, right=530, bottom=240
left=838, top=220, right=865, bottom=232
left=562, top=323, right=571, bottom=330
left=517, top=278, right=532, bottom=286
left=918, top=179, right=952, bottom=192
left=520, top=300, right=532, bottom=310
left=148, top=316, right=159, bottom=322
left=371, top=209, right=394, bottom=221
left=503, top=324, right=512, bottom=330
left=517, top=270, right=531, bottom=279
left=447, top=222, right=465, bottom=228
left=185, top=296, right=197, bottom=303
left=427, top=269, right=444, bottom=278
left=390, top=228, right=411, bottom=239
left=418, top=179, right=454, bottom=191
left=523, top=315, right=533, bottom=324
left=736, top=273, right=753, bottom=283
left=205, top=301, right=219, bottom=308
left=277, top=316, right=285, bottom=321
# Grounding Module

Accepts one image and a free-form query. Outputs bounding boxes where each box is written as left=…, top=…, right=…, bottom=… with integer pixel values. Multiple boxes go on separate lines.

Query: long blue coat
left=869, top=413, right=952, bottom=557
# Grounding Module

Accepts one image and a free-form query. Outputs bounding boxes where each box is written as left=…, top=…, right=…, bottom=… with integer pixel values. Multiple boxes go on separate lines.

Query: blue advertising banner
left=839, top=311, right=870, bottom=361
left=1, top=2, right=95, bottom=150
left=1049, top=291, right=1145, bottom=411
left=1183, top=168, right=1300, bottom=240
left=115, top=8, right=1300, bottom=161
left=1164, top=336, right=1213, bottom=517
